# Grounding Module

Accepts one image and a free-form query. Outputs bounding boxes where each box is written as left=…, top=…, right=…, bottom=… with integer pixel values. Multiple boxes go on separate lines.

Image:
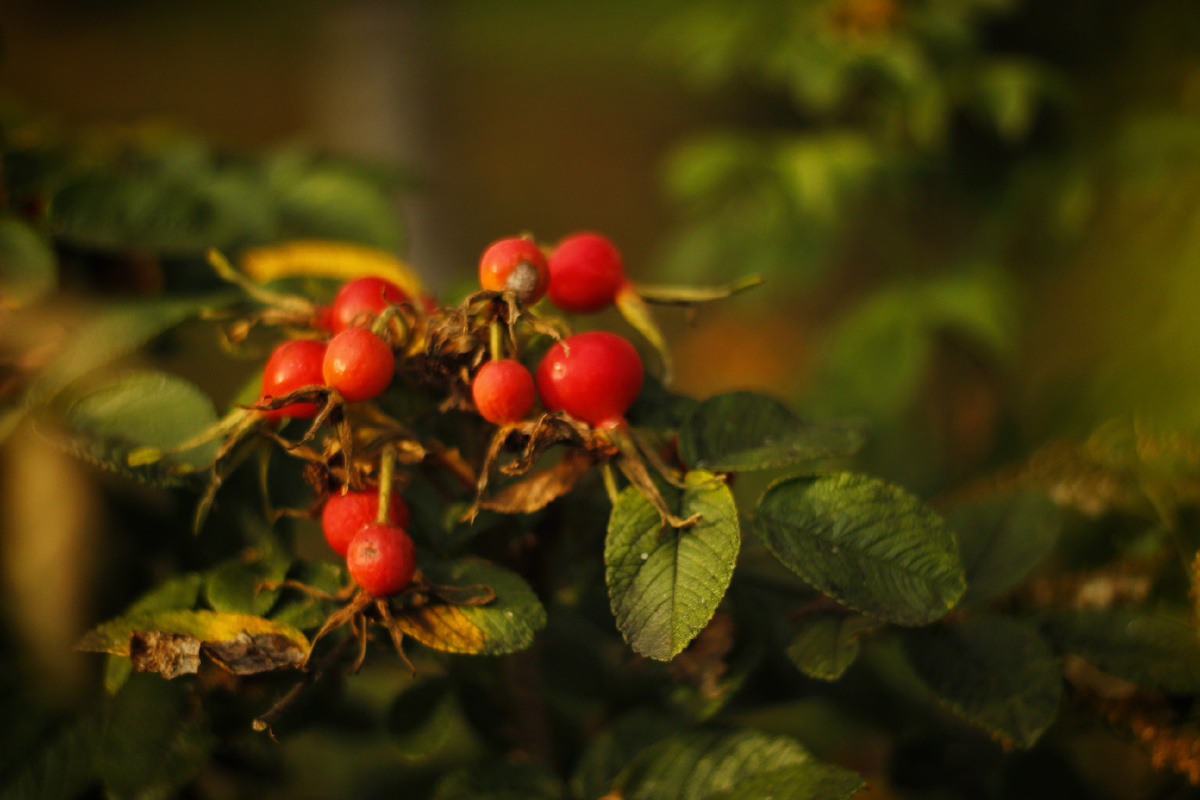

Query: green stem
left=489, top=320, right=505, bottom=362
left=377, top=442, right=396, bottom=524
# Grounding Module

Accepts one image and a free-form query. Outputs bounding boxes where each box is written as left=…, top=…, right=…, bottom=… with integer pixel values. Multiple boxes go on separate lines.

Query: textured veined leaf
left=614, top=727, right=863, bottom=800
left=755, top=472, right=965, bottom=625
left=606, top=471, right=740, bottom=660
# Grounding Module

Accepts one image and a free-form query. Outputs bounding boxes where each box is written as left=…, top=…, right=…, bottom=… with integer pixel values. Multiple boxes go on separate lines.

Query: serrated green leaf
left=947, top=489, right=1062, bottom=606
left=25, top=294, right=234, bottom=410
left=391, top=560, right=546, bottom=655
left=59, top=370, right=219, bottom=485
left=432, top=760, right=564, bottom=800
left=1038, top=609, right=1200, bottom=692
left=903, top=616, right=1062, bottom=749
left=386, top=678, right=457, bottom=761
left=679, top=392, right=864, bottom=472
left=707, top=763, right=865, bottom=800
left=204, top=560, right=284, bottom=616
left=96, top=674, right=214, bottom=800
left=0, top=216, right=56, bottom=308
left=77, top=609, right=308, bottom=656
left=606, top=471, right=740, bottom=660
left=570, top=711, right=683, bottom=800
left=754, top=472, right=965, bottom=625
left=0, top=715, right=100, bottom=800
left=616, top=727, right=860, bottom=800
left=787, top=612, right=875, bottom=681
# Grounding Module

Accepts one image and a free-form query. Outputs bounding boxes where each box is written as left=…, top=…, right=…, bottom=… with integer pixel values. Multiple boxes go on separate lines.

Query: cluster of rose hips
left=256, top=231, right=644, bottom=600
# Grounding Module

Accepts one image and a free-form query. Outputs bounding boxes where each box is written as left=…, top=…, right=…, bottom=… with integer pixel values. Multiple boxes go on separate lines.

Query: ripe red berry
left=478, top=237, right=550, bottom=304
left=547, top=232, right=629, bottom=314
left=535, top=331, right=644, bottom=429
left=346, top=522, right=417, bottom=596
left=321, top=486, right=411, bottom=556
left=472, top=359, right=536, bottom=425
left=260, top=338, right=327, bottom=420
left=323, top=327, right=395, bottom=403
left=329, top=276, right=409, bottom=333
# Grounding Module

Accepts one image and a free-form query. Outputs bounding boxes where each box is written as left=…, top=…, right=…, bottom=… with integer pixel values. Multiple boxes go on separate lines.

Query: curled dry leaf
left=128, top=629, right=307, bottom=679
left=481, top=448, right=595, bottom=515
left=130, top=631, right=201, bottom=679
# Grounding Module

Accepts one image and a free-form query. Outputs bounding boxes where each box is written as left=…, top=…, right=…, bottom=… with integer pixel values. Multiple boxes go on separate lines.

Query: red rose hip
left=329, top=276, right=409, bottom=333
left=346, top=522, right=417, bottom=596
left=323, top=327, right=395, bottom=403
left=472, top=359, right=536, bottom=425
left=547, top=232, right=629, bottom=314
left=260, top=338, right=327, bottom=420
left=478, top=237, right=550, bottom=304
left=536, top=331, right=643, bottom=428
left=322, top=486, right=411, bottom=556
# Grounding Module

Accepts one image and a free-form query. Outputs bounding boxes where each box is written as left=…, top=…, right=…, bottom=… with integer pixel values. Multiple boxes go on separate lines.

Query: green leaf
left=272, top=165, right=402, bottom=251
left=946, top=489, right=1062, bottom=606
left=627, top=372, right=699, bottom=431
left=77, top=609, right=309, bottom=656
left=0, top=216, right=56, bottom=307
left=1038, top=609, right=1200, bottom=692
left=385, top=678, right=458, bottom=761
left=59, top=370, right=219, bottom=485
left=0, top=715, right=100, bottom=800
left=432, top=760, right=564, bottom=800
left=392, top=560, right=546, bottom=656
left=606, top=471, right=740, bottom=660
left=204, top=559, right=285, bottom=617
left=95, top=674, right=214, bottom=800
left=615, top=727, right=862, bottom=800
left=679, top=391, right=864, bottom=472
left=903, top=616, right=1062, bottom=749
left=570, top=711, right=683, bottom=800
left=754, top=472, right=965, bottom=625
left=707, top=763, right=865, bottom=800
left=787, top=612, right=875, bottom=681
left=24, top=294, right=234, bottom=410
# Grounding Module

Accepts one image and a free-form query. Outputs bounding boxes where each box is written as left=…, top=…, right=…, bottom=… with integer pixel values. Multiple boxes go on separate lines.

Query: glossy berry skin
left=329, top=276, right=409, bottom=333
left=547, top=232, right=628, bottom=314
left=536, top=331, right=644, bottom=429
left=322, top=327, right=395, bottom=403
left=478, top=237, right=550, bottom=304
left=260, top=339, right=327, bottom=420
left=346, top=522, right=417, bottom=596
left=321, top=486, right=411, bottom=556
left=472, top=359, right=536, bottom=425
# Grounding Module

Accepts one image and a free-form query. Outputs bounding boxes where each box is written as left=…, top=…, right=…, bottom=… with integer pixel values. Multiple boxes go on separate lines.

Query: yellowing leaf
left=390, top=560, right=546, bottom=656
left=393, top=606, right=489, bottom=654
left=240, top=240, right=424, bottom=298
left=77, top=609, right=309, bottom=656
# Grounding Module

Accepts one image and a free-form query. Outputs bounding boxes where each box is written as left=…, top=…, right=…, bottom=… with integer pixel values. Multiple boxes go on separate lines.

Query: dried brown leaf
left=130, top=631, right=201, bottom=679
left=481, top=448, right=594, bottom=514
left=203, top=632, right=307, bottom=675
